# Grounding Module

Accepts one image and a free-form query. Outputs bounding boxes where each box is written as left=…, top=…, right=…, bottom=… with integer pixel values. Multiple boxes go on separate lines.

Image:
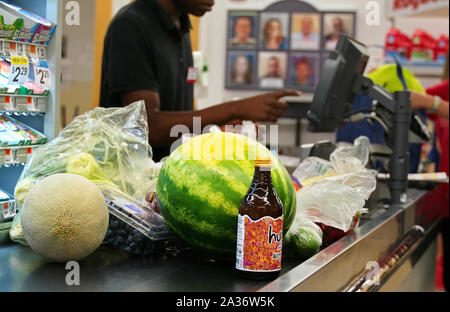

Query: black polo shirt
left=100, top=0, right=194, bottom=161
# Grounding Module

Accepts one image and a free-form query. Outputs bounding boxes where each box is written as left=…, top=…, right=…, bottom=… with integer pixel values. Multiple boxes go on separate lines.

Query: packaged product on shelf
left=410, top=29, right=437, bottom=62
left=0, top=58, right=12, bottom=93
left=0, top=188, right=15, bottom=223
left=0, top=58, right=8, bottom=71
left=0, top=1, right=56, bottom=45
left=0, top=14, right=15, bottom=40
left=1, top=125, right=22, bottom=146
left=0, top=116, right=27, bottom=146
left=435, top=34, right=449, bottom=63
left=385, top=28, right=411, bottom=61
left=31, top=22, right=56, bottom=46
left=0, top=188, right=10, bottom=202
left=0, top=115, right=46, bottom=145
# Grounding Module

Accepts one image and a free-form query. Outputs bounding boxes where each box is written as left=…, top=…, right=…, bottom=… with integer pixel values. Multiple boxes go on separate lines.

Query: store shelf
left=0, top=111, right=43, bottom=117
left=1, top=199, right=15, bottom=221
left=0, top=145, right=37, bottom=166
left=402, top=63, right=444, bottom=76
left=0, top=188, right=16, bottom=221
left=0, top=0, right=61, bottom=198
left=0, top=39, right=47, bottom=59
left=0, top=94, right=47, bottom=113
left=385, top=59, right=445, bottom=77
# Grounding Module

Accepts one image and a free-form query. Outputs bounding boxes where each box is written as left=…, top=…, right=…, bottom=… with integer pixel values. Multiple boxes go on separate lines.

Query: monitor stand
left=352, top=75, right=411, bottom=207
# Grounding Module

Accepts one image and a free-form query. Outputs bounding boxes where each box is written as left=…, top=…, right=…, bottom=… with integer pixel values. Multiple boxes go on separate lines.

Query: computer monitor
left=305, top=35, right=430, bottom=206
left=307, top=35, right=370, bottom=132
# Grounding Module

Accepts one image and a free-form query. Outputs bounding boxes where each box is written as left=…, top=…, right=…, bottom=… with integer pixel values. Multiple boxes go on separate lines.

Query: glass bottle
left=236, top=158, right=284, bottom=280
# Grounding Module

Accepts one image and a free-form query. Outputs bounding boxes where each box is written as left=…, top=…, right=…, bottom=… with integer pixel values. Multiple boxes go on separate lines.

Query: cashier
left=100, top=0, right=300, bottom=161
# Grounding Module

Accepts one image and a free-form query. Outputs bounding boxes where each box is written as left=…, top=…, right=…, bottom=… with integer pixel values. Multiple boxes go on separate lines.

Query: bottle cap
left=254, top=158, right=271, bottom=168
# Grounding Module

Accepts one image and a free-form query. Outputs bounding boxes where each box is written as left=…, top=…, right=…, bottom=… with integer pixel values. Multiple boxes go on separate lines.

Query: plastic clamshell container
left=102, top=188, right=174, bottom=241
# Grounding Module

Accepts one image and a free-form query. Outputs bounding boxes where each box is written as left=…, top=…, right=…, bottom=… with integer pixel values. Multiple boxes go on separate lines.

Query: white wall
left=197, top=0, right=449, bottom=149
left=62, top=0, right=95, bottom=83
left=113, top=0, right=131, bottom=16
left=60, top=0, right=96, bottom=125
left=197, top=0, right=394, bottom=109
left=395, top=16, right=449, bottom=37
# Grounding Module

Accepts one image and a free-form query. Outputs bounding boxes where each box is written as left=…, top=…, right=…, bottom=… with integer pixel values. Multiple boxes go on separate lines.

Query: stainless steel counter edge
left=258, top=189, right=440, bottom=292
left=0, top=188, right=442, bottom=292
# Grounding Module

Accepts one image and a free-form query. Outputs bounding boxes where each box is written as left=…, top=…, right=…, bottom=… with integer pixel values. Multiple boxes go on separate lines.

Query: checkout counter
left=0, top=35, right=446, bottom=292
left=0, top=182, right=441, bottom=292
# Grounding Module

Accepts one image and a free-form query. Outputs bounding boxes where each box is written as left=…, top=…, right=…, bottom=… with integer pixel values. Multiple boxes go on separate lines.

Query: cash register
left=306, top=34, right=431, bottom=206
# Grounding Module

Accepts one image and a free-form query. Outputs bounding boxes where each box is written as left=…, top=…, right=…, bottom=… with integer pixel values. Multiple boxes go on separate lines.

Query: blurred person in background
left=100, top=0, right=300, bottom=161
left=262, top=18, right=287, bottom=50
left=410, top=52, right=449, bottom=291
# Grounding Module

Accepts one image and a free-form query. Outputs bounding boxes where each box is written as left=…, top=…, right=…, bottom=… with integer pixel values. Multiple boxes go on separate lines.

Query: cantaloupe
left=21, top=173, right=109, bottom=262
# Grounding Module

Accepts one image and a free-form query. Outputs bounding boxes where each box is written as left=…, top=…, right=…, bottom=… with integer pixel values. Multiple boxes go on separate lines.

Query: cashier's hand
left=409, top=90, right=432, bottom=111
left=233, top=90, right=301, bottom=122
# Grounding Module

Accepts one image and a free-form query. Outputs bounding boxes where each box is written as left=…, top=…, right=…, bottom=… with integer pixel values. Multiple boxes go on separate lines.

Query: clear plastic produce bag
left=285, top=213, right=323, bottom=260
left=297, top=180, right=368, bottom=232
left=15, top=100, right=156, bottom=205
left=11, top=101, right=161, bottom=244
left=331, top=136, right=370, bottom=174
left=291, top=156, right=336, bottom=186
left=294, top=136, right=377, bottom=233
left=325, top=170, right=377, bottom=201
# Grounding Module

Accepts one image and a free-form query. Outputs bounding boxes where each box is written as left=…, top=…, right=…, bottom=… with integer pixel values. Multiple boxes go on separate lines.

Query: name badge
left=186, top=67, right=198, bottom=83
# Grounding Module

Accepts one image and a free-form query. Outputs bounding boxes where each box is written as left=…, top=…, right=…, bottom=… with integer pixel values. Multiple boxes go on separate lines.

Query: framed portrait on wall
left=259, top=12, right=289, bottom=51
left=226, top=51, right=256, bottom=88
left=258, top=51, right=288, bottom=89
left=288, top=52, right=319, bottom=91
left=323, top=13, right=355, bottom=51
left=228, top=11, right=258, bottom=49
left=290, top=13, right=321, bottom=51
left=225, top=1, right=356, bottom=91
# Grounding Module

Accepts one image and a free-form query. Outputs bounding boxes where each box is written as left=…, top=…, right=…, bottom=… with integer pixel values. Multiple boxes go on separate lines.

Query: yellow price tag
left=11, top=56, right=29, bottom=66
left=8, top=56, right=30, bottom=86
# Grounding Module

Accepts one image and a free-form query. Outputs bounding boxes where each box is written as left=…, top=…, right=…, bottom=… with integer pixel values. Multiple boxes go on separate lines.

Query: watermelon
left=157, top=132, right=296, bottom=258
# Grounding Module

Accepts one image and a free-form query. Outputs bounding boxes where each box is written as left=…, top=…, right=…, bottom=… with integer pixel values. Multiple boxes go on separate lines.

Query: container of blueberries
left=102, top=188, right=181, bottom=257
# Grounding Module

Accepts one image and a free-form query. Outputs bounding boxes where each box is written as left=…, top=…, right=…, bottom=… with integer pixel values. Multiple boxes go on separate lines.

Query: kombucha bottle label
left=236, top=214, right=283, bottom=272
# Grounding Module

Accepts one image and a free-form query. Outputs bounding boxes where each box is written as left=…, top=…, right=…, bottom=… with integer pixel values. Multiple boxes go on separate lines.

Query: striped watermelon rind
left=157, top=133, right=296, bottom=258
